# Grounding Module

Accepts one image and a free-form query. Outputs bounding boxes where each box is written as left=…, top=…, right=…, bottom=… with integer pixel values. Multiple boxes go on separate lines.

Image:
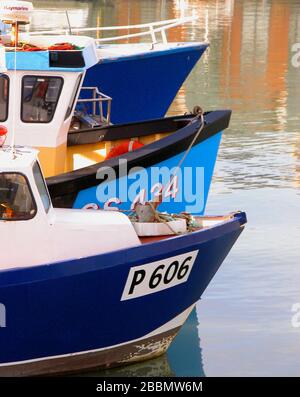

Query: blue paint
left=73, top=131, right=222, bottom=214
left=0, top=212, right=246, bottom=364
left=83, top=44, right=208, bottom=123
left=5, top=44, right=97, bottom=72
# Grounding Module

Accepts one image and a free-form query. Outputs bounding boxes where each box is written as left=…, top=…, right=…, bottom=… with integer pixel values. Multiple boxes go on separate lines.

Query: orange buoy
left=48, top=43, right=75, bottom=51
left=0, top=126, right=7, bottom=136
left=21, top=43, right=44, bottom=51
left=106, top=140, right=144, bottom=160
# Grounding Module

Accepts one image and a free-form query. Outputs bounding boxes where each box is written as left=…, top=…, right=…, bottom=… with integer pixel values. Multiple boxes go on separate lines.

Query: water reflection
left=179, top=0, right=300, bottom=192
left=167, top=309, right=205, bottom=377
left=79, top=354, right=175, bottom=377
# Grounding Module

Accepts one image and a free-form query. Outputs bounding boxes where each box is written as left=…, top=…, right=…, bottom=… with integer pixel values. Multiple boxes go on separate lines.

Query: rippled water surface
left=34, top=0, right=300, bottom=376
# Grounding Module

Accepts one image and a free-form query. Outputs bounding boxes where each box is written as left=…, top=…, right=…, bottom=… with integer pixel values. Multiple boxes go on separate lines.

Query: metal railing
left=77, top=87, right=112, bottom=125
left=29, top=16, right=198, bottom=45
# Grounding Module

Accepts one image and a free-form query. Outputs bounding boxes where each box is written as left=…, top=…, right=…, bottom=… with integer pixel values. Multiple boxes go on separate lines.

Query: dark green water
left=33, top=0, right=300, bottom=376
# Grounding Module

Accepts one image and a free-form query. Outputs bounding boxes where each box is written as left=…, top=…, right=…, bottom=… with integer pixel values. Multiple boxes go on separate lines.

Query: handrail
left=29, top=15, right=198, bottom=45
left=95, top=17, right=197, bottom=44
left=30, top=16, right=197, bottom=33
left=77, top=87, right=112, bottom=125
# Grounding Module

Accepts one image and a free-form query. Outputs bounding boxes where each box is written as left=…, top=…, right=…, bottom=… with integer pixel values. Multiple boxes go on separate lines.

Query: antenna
left=10, top=20, right=17, bottom=156
left=65, top=10, right=72, bottom=35
left=0, top=2, right=33, bottom=154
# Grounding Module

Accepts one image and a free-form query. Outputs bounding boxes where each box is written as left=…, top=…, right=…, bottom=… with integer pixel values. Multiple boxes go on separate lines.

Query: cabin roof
left=0, top=146, right=37, bottom=169
left=4, top=35, right=98, bottom=72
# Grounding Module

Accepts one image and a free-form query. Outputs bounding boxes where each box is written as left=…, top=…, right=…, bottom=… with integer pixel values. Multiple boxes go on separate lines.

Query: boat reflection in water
left=79, top=353, right=175, bottom=377
left=167, top=309, right=205, bottom=377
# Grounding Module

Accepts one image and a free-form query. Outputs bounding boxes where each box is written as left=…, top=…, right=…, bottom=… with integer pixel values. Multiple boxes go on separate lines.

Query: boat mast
left=0, top=1, right=33, bottom=153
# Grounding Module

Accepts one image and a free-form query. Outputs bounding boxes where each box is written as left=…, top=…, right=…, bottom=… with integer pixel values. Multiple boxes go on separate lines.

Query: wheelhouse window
left=32, top=161, right=51, bottom=213
left=0, top=75, right=9, bottom=122
left=21, top=76, right=63, bottom=123
left=0, top=173, right=36, bottom=220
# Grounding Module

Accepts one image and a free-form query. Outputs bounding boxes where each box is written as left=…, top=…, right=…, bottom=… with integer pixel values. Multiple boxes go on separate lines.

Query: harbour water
left=33, top=0, right=300, bottom=376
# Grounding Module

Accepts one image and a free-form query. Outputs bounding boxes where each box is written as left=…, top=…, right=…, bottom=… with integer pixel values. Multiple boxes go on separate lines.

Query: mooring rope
left=167, top=106, right=205, bottom=190
left=131, top=106, right=206, bottom=235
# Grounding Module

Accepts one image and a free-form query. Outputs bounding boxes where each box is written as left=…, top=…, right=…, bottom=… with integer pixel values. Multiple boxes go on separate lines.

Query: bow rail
left=29, top=15, right=199, bottom=45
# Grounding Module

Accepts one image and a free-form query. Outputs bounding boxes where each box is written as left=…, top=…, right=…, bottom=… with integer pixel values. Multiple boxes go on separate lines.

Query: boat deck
left=139, top=215, right=235, bottom=244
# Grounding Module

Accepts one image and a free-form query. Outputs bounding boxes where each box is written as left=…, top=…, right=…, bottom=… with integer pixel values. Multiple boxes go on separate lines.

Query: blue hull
left=47, top=111, right=231, bottom=213
left=0, top=212, right=246, bottom=375
left=73, top=131, right=222, bottom=214
left=83, top=43, right=208, bottom=124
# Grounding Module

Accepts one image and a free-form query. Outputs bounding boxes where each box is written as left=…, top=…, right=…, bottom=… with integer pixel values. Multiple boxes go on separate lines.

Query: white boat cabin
left=0, top=2, right=111, bottom=176
left=0, top=146, right=140, bottom=269
left=0, top=35, right=102, bottom=177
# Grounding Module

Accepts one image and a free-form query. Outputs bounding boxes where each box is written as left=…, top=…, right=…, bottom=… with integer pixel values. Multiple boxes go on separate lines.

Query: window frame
left=20, top=75, right=64, bottom=124
left=32, top=161, right=51, bottom=214
left=0, top=74, right=9, bottom=122
left=0, top=172, right=37, bottom=221
left=64, top=73, right=83, bottom=120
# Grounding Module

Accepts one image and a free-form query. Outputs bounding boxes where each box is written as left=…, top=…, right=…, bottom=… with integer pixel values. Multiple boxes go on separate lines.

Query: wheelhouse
left=0, top=32, right=100, bottom=176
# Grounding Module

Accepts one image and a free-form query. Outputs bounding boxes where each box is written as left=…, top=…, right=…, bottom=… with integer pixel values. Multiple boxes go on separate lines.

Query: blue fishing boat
left=49, top=110, right=229, bottom=214
left=27, top=13, right=209, bottom=123
left=0, top=145, right=246, bottom=375
left=0, top=6, right=228, bottom=215
left=82, top=42, right=208, bottom=124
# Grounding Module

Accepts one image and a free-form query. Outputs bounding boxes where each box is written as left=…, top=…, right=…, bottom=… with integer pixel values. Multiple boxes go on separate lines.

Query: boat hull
left=83, top=43, right=208, bottom=124
left=0, top=212, right=246, bottom=376
left=0, top=328, right=179, bottom=376
left=73, top=131, right=222, bottom=214
left=48, top=111, right=231, bottom=213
